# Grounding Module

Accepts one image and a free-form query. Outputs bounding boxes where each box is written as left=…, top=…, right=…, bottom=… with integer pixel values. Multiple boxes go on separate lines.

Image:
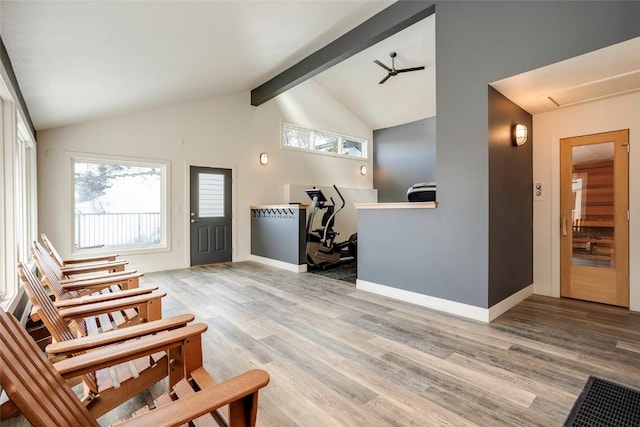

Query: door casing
left=185, top=161, right=236, bottom=267
left=559, top=129, right=629, bottom=307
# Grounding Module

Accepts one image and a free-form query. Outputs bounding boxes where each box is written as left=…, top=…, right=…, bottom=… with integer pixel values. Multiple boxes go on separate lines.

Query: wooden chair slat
left=19, top=265, right=76, bottom=342
left=191, top=367, right=217, bottom=389
left=172, top=379, right=218, bottom=427
left=153, top=393, right=173, bottom=407
left=111, top=309, right=127, bottom=326
left=98, top=313, right=114, bottom=332
left=131, top=405, right=151, bottom=417
left=123, top=307, right=138, bottom=320
left=85, top=316, right=100, bottom=336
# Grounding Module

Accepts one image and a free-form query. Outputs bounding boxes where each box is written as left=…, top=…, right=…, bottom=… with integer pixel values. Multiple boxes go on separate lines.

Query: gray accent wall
left=373, top=117, right=436, bottom=202
left=488, top=86, right=532, bottom=306
left=359, top=1, right=640, bottom=309
left=251, top=207, right=306, bottom=265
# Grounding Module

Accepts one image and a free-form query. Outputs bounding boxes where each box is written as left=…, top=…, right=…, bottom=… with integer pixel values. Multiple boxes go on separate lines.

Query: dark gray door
left=190, top=166, right=232, bottom=266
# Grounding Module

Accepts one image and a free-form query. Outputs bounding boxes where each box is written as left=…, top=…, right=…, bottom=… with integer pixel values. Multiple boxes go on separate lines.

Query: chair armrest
left=46, top=313, right=195, bottom=356
left=56, top=291, right=166, bottom=321
left=53, top=286, right=158, bottom=307
left=60, top=260, right=128, bottom=275
left=52, top=323, right=208, bottom=378
left=59, top=272, right=142, bottom=291
left=58, top=269, right=138, bottom=283
left=113, top=369, right=270, bottom=427
left=62, top=254, right=119, bottom=264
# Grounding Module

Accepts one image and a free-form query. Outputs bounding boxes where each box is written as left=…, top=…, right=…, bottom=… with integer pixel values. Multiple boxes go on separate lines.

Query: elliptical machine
left=305, top=185, right=357, bottom=269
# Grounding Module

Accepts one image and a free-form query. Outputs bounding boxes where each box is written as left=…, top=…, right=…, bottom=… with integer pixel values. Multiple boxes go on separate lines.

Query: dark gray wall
left=488, top=86, right=532, bottom=306
left=362, top=1, right=640, bottom=308
left=251, top=208, right=306, bottom=265
left=373, top=117, right=436, bottom=202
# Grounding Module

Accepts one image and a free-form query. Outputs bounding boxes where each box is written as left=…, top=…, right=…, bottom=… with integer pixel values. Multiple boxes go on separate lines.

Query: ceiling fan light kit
left=374, top=51, right=425, bottom=84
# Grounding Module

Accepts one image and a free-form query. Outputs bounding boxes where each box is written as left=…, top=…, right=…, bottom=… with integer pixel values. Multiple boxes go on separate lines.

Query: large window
left=73, top=157, right=167, bottom=250
left=282, top=123, right=367, bottom=159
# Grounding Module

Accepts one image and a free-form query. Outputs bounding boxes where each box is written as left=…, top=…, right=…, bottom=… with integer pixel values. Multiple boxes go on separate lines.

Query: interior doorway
left=189, top=166, right=232, bottom=266
left=560, top=129, right=629, bottom=307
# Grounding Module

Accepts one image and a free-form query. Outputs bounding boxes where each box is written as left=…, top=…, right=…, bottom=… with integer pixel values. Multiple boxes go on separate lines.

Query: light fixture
left=360, top=165, right=367, bottom=176
left=259, top=152, right=268, bottom=165
left=513, top=123, right=528, bottom=146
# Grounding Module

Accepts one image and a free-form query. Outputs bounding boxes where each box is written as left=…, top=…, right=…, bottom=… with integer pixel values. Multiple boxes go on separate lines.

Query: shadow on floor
left=307, top=260, right=357, bottom=284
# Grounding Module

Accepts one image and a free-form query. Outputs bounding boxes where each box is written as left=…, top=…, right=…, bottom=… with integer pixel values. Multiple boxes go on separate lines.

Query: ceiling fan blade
left=373, top=59, right=392, bottom=72
left=378, top=74, right=391, bottom=84
left=396, top=66, right=426, bottom=73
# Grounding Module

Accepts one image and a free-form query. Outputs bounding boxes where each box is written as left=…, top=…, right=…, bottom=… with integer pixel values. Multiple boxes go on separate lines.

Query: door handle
left=190, top=219, right=199, bottom=223
left=562, top=217, right=567, bottom=236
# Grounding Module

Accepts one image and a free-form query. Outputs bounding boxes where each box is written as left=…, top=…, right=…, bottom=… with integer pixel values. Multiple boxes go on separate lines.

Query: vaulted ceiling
left=2, top=1, right=638, bottom=133
left=0, top=1, right=392, bottom=130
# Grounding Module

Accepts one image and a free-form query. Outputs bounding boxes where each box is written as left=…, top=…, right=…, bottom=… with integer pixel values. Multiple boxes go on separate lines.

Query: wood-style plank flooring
left=3, top=261, right=640, bottom=426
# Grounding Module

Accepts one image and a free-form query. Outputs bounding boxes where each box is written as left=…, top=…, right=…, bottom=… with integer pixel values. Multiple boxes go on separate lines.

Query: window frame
left=0, top=99, right=37, bottom=312
left=281, top=122, right=368, bottom=160
left=70, top=153, right=170, bottom=256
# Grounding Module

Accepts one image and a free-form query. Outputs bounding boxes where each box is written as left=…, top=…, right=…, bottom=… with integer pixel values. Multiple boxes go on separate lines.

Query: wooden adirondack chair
left=34, top=239, right=135, bottom=280
left=32, top=241, right=142, bottom=297
left=19, top=261, right=163, bottom=338
left=30, top=242, right=159, bottom=331
left=16, top=262, right=189, bottom=417
left=41, top=233, right=127, bottom=272
left=0, top=309, right=270, bottom=427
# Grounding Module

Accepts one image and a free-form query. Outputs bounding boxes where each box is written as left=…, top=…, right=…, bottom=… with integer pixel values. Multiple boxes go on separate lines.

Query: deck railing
left=75, top=212, right=161, bottom=248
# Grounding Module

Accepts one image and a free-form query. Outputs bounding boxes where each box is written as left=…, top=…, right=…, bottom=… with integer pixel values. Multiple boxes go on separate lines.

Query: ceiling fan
left=373, top=51, right=425, bottom=84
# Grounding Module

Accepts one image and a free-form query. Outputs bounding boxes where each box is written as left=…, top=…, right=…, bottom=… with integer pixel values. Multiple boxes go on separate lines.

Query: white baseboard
left=487, top=284, right=534, bottom=321
left=356, top=280, right=534, bottom=323
left=249, top=255, right=307, bottom=273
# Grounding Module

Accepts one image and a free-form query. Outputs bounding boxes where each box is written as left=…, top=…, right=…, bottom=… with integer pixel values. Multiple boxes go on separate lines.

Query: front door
left=560, top=130, right=629, bottom=307
left=189, top=166, right=232, bottom=266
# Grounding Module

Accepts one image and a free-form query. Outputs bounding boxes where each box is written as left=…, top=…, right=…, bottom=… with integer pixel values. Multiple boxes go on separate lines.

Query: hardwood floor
left=4, top=261, right=640, bottom=426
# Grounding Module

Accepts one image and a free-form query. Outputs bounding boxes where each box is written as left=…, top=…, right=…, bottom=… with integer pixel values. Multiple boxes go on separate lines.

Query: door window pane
left=571, top=142, right=614, bottom=268
left=199, top=173, right=224, bottom=217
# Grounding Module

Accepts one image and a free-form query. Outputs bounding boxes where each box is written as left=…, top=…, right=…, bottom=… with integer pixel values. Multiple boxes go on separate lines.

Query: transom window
left=73, top=157, right=167, bottom=250
left=282, top=123, right=367, bottom=159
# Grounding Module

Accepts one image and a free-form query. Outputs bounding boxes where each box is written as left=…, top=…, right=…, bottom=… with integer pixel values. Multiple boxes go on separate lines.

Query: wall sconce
left=360, top=165, right=367, bottom=176
left=512, top=123, right=528, bottom=146
left=259, top=152, right=269, bottom=165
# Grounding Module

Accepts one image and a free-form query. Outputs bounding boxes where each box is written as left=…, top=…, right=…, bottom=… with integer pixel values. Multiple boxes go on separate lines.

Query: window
left=14, top=125, right=37, bottom=263
left=73, top=157, right=167, bottom=250
left=282, top=123, right=367, bottom=158
left=0, top=99, right=37, bottom=311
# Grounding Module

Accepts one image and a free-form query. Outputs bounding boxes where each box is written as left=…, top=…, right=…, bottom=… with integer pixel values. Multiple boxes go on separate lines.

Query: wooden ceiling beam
left=250, top=1, right=435, bottom=106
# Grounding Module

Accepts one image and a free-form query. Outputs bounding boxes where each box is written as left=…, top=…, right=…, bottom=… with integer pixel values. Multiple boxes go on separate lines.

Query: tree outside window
left=74, top=160, right=164, bottom=249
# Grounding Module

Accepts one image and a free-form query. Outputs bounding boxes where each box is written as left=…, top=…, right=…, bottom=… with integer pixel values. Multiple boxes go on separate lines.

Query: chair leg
left=229, top=392, right=259, bottom=427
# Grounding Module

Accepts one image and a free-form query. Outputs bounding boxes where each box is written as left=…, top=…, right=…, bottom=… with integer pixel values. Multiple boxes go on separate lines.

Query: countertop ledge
left=250, top=204, right=309, bottom=209
left=355, top=202, right=437, bottom=209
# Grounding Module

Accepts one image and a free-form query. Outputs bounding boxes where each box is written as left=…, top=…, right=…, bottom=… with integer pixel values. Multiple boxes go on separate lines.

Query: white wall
left=37, top=90, right=373, bottom=272
left=533, top=92, right=640, bottom=311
